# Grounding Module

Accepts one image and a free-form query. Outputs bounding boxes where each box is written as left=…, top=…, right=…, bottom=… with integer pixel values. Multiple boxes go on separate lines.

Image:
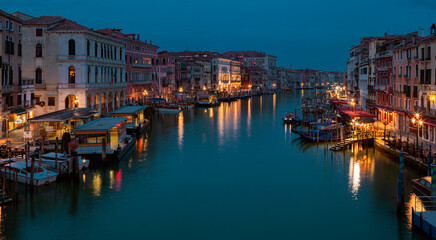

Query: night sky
left=3, top=0, right=436, bottom=72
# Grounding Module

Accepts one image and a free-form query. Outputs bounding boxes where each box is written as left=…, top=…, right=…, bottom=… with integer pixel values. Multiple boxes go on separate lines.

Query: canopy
left=332, top=100, right=347, bottom=104
left=339, top=107, right=376, bottom=118
left=377, top=107, right=394, bottom=113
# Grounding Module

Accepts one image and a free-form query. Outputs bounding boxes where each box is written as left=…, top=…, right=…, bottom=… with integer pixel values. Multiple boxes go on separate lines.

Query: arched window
left=35, top=68, right=42, bottom=84
left=95, top=43, right=98, bottom=57
left=36, top=43, right=42, bottom=57
left=87, top=40, right=90, bottom=56
left=68, top=39, right=75, bottom=55
left=68, top=66, right=75, bottom=84
left=114, top=47, right=117, bottom=60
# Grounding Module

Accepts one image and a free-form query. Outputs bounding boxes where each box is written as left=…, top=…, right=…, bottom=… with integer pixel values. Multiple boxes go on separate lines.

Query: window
left=36, top=28, right=42, bottom=36
left=35, top=68, right=42, bottom=84
left=35, top=43, right=42, bottom=57
left=10, top=22, right=13, bottom=31
left=95, top=43, right=98, bottom=57
left=48, top=97, right=55, bottom=106
left=18, top=25, right=22, bottom=33
left=35, top=96, right=40, bottom=105
left=87, top=41, right=90, bottom=56
left=18, top=40, right=22, bottom=56
left=68, top=66, right=75, bottom=84
left=5, top=20, right=9, bottom=30
left=68, top=39, right=75, bottom=55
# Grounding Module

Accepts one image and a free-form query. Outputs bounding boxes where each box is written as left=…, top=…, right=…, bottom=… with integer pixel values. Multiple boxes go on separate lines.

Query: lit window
left=69, top=66, right=75, bottom=84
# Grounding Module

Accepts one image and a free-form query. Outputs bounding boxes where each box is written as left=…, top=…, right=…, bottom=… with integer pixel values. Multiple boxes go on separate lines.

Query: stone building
left=22, top=16, right=127, bottom=117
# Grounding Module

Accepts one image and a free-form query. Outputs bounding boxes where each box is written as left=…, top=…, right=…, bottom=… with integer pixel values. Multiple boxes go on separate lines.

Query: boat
left=412, top=176, right=431, bottom=196
left=282, top=112, right=299, bottom=124
left=110, top=106, right=151, bottom=136
left=1, top=161, right=58, bottom=186
left=197, top=95, right=219, bottom=107
left=41, top=152, right=90, bottom=173
left=72, top=118, right=136, bottom=161
left=157, top=105, right=182, bottom=113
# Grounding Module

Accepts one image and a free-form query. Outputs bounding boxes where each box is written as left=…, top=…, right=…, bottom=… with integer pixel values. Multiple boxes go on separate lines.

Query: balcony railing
left=2, top=85, right=14, bottom=93
left=24, top=99, right=36, bottom=108
left=132, top=62, right=152, bottom=68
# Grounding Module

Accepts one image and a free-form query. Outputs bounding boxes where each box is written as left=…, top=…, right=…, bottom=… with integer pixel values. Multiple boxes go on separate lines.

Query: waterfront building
left=97, top=29, right=159, bottom=104
left=375, top=36, right=404, bottom=127
left=157, top=51, right=176, bottom=98
left=22, top=16, right=127, bottom=117
left=212, top=57, right=241, bottom=92
left=221, top=51, right=277, bottom=90
left=241, top=66, right=267, bottom=90
left=0, top=10, right=28, bottom=137
left=391, top=32, right=420, bottom=133
left=416, top=25, right=436, bottom=143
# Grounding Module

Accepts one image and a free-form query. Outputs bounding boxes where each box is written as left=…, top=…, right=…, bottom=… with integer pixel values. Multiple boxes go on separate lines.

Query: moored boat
left=197, top=95, right=219, bottom=107
left=157, top=105, right=182, bottom=113
left=41, top=152, right=89, bottom=174
left=1, top=161, right=58, bottom=186
left=412, top=176, right=431, bottom=196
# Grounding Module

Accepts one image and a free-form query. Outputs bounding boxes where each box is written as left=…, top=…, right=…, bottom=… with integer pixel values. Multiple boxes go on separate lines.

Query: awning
left=339, top=107, right=376, bottom=118
left=365, top=105, right=376, bottom=109
left=332, top=100, right=347, bottom=104
left=11, top=108, right=27, bottom=115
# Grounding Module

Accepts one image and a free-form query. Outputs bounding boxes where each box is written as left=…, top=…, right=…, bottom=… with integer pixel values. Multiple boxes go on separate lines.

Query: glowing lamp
left=412, top=118, right=416, bottom=124
left=431, top=95, right=436, bottom=101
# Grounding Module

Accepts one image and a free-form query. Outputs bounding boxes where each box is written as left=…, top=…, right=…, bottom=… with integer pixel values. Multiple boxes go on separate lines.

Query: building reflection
left=92, top=173, right=102, bottom=197
left=348, top=146, right=375, bottom=200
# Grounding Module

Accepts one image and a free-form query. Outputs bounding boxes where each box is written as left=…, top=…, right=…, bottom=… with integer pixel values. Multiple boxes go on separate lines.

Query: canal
left=0, top=92, right=425, bottom=239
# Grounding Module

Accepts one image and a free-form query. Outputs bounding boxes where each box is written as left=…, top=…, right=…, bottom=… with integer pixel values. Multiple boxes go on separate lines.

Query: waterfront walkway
left=374, top=121, right=436, bottom=151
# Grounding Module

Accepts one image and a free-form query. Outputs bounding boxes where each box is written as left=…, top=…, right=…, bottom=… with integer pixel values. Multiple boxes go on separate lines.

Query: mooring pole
left=428, top=148, right=432, bottom=177
left=397, top=150, right=405, bottom=212
left=432, top=163, right=436, bottom=207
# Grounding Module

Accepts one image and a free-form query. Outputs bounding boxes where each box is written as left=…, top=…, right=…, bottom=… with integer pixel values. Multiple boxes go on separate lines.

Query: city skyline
left=2, top=0, right=435, bottom=72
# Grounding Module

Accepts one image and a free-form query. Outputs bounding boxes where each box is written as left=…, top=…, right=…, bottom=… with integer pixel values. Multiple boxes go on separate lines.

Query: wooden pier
left=330, top=136, right=376, bottom=151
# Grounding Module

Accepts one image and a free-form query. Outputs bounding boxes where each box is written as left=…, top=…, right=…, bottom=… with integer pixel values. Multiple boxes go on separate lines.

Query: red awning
left=332, top=100, right=347, bottom=104
left=424, top=119, right=436, bottom=127
left=339, top=107, right=376, bottom=118
left=365, top=105, right=376, bottom=109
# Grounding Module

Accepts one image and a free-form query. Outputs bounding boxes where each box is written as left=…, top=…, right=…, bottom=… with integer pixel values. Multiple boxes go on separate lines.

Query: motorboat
left=197, top=95, right=219, bottom=107
left=282, top=112, right=299, bottom=124
left=1, top=161, right=58, bottom=186
left=412, top=176, right=431, bottom=196
left=157, top=105, right=182, bottom=113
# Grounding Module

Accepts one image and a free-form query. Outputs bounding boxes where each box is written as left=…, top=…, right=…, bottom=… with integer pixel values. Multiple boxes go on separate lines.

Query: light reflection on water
left=0, top=92, right=427, bottom=240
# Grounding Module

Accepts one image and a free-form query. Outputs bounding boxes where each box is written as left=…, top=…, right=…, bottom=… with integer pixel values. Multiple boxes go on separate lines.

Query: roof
left=23, top=16, right=65, bottom=25
left=110, top=106, right=149, bottom=115
left=97, top=28, right=159, bottom=48
left=73, top=118, right=127, bottom=132
left=29, top=108, right=98, bottom=122
left=24, top=16, right=92, bottom=32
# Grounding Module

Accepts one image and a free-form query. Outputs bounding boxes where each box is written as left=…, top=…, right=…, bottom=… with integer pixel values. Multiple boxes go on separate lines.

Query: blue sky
left=3, top=0, right=436, bottom=72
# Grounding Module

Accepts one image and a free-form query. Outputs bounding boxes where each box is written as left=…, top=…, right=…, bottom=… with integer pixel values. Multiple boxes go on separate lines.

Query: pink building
left=98, top=29, right=159, bottom=103
left=157, top=51, right=176, bottom=99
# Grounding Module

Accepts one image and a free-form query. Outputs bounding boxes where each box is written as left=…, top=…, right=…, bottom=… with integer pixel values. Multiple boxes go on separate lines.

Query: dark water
left=0, top=92, right=426, bottom=239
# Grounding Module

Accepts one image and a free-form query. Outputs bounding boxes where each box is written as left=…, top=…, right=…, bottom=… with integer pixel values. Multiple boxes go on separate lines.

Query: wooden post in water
left=428, top=147, right=432, bottom=177
left=55, top=137, right=59, bottom=170
left=432, top=163, right=436, bottom=207
left=38, top=147, right=42, bottom=166
left=64, top=150, right=71, bottom=175
left=397, top=150, right=405, bottom=213
left=41, top=136, right=45, bottom=154
left=30, top=156, right=35, bottom=192
left=102, top=138, right=107, bottom=161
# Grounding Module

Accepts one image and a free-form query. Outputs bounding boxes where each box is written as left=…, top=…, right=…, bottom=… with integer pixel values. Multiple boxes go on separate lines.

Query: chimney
left=137, top=34, right=140, bottom=40
left=384, top=32, right=387, bottom=37
left=150, top=40, right=152, bottom=44
left=421, top=28, right=425, bottom=37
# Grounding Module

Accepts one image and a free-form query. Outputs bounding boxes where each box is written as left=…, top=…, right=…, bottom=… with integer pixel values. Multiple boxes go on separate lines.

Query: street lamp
left=411, top=113, right=423, bottom=150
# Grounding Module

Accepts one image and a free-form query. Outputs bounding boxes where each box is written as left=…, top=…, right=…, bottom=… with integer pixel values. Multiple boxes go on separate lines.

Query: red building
left=98, top=29, right=159, bottom=103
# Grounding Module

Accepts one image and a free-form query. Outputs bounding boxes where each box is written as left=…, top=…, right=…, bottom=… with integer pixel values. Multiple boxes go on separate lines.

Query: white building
left=212, top=57, right=241, bottom=92
left=22, top=16, right=127, bottom=117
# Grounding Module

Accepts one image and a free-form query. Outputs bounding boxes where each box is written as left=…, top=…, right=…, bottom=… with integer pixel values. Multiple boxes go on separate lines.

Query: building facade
left=22, top=16, right=127, bottom=117
left=98, top=29, right=158, bottom=104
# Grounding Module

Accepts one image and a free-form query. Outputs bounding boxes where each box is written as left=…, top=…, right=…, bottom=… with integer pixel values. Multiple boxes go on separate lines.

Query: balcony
left=24, top=99, right=36, bottom=108
left=132, top=62, right=152, bottom=68
left=2, top=85, right=14, bottom=94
